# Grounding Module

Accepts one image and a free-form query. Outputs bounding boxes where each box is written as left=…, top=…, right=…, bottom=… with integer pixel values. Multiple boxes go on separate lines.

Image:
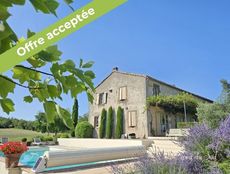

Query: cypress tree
left=106, top=106, right=113, bottom=139
left=71, top=98, right=78, bottom=137
left=115, top=106, right=123, bottom=139
left=99, top=108, right=107, bottom=138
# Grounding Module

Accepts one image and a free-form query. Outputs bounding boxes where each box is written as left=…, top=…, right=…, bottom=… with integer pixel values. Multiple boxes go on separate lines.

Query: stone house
left=88, top=68, right=212, bottom=138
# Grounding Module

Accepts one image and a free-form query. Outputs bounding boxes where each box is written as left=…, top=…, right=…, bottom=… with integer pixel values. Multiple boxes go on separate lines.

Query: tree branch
left=0, top=75, right=43, bottom=90
left=15, top=65, right=53, bottom=77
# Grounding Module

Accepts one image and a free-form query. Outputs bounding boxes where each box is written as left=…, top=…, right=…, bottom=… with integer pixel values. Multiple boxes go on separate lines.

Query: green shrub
left=115, top=106, right=123, bottom=139
left=37, top=135, right=53, bottom=141
left=99, top=108, right=107, bottom=138
left=106, top=106, right=113, bottom=139
left=218, top=160, right=230, bottom=174
left=60, top=133, right=69, bottom=138
left=75, top=121, right=93, bottom=138
left=177, top=122, right=195, bottom=128
left=44, top=136, right=53, bottom=141
left=21, top=138, right=27, bottom=142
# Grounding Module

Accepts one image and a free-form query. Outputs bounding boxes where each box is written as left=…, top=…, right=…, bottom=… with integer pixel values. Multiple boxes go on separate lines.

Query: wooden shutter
left=119, top=87, right=127, bottom=100
left=128, top=112, right=132, bottom=127
left=131, top=111, right=137, bottom=127
left=122, top=87, right=127, bottom=100
left=119, top=88, right=122, bottom=100
left=103, top=92, right=107, bottom=104
left=128, top=111, right=137, bottom=127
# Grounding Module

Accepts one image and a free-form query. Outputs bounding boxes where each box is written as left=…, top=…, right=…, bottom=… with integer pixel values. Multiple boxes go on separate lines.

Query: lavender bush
left=181, top=115, right=230, bottom=173
left=111, top=151, right=187, bottom=174
left=111, top=115, right=230, bottom=174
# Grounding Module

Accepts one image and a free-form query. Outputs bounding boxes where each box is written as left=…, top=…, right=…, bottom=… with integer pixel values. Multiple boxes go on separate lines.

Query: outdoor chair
left=32, top=138, right=45, bottom=146
left=0, top=137, right=9, bottom=144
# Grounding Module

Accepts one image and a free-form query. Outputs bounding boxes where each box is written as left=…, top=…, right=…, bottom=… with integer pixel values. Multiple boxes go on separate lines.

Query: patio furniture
left=0, top=137, right=9, bottom=144
left=166, top=128, right=188, bottom=137
left=128, top=133, right=136, bottom=139
left=32, top=138, right=45, bottom=146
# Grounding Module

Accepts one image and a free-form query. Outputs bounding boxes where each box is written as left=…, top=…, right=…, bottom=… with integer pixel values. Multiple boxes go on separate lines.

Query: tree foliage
left=106, top=106, right=113, bottom=139
left=34, top=112, right=69, bottom=134
left=0, top=112, right=69, bottom=134
left=115, top=106, right=123, bottom=139
left=99, top=108, right=106, bottom=138
left=217, top=79, right=230, bottom=105
left=147, top=93, right=199, bottom=115
left=0, top=116, right=34, bottom=130
left=0, top=0, right=96, bottom=128
left=197, top=80, right=230, bottom=128
left=71, top=98, right=79, bottom=137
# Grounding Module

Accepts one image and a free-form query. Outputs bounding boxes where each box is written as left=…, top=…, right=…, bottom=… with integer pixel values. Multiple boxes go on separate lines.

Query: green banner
left=0, top=0, right=127, bottom=73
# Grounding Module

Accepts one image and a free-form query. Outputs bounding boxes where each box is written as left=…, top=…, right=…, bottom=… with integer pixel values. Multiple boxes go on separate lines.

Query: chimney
left=112, top=67, right=119, bottom=72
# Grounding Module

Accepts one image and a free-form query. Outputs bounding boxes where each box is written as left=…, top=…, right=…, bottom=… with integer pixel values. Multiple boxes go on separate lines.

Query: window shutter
left=131, top=111, right=137, bottom=127
left=119, top=88, right=122, bottom=100
left=122, top=87, right=127, bottom=100
left=119, top=87, right=127, bottom=100
left=103, top=92, right=107, bottom=104
left=96, top=94, right=100, bottom=105
left=128, top=112, right=132, bottom=127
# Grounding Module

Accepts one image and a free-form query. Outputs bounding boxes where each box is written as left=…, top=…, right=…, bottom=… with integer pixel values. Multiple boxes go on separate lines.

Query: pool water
left=0, top=147, right=49, bottom=168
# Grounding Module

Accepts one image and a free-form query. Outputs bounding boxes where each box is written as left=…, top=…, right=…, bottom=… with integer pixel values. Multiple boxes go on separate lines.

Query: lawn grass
left=0, top=128, right=47, bottom=141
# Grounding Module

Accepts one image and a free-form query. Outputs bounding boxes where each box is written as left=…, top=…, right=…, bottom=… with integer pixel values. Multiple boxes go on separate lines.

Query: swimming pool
left=0, top=147, right=49, bottom=167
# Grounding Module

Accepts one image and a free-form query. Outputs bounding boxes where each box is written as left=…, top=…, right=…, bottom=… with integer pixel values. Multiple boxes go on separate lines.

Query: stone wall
left=89, top=71, right=148, bottom=138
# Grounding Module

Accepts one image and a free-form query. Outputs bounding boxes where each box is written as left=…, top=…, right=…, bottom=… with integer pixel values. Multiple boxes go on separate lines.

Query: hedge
left=177, top=122, right=195, bottom=128
left=115, top=106, right=123, bottom=138
left=106, top=106, right=113, bottom=139
left=99, top=108, right=107, bottom=138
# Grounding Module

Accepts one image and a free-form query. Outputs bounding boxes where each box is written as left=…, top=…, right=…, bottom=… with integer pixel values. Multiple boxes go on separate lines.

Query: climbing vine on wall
left=147, top=93, right=199, bottom=115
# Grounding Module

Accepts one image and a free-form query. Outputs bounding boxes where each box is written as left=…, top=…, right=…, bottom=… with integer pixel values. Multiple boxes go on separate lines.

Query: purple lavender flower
left=176, top=152, right=205, bottom=174
left=208, top=115, right=230, bottom=160
left=181, top=123, right=213, bottom=154
left=217, top=115, right=230, bottom=143
left=207, top=167, right=223, bottom=174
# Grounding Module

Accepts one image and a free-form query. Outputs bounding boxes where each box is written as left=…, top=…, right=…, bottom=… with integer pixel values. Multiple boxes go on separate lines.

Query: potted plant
left=0, top=142, right=28, bottom=168
left=21, top=138, right=27, bottom=145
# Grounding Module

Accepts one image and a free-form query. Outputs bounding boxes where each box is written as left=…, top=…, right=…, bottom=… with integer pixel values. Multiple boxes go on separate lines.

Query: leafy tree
left=34, top=112, right=69, bottom=134
left=197, top=80, right=230, bottom=128
left=217, top=79, right=230, bottom=105
left=0, top=116, right=35, bottom=130
left=106, top=106, right=113, bottom=139
left=48, top=115, right=69, bottom=135
left=115, top=106, right=123, bottom=139
left=99, top=108, right=106, bottom=138
left=0, top=117, right=13, bottom=128
left=34, top=112, right=47, bottom=133
left=75, top=121, right=93, bottom=138
left=71, top=98, right=78, bottom=137
left=0, top=1, right=95, bottom=128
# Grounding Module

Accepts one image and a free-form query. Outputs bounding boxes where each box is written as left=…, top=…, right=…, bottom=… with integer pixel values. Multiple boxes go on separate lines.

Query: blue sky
left=2, top=0, right=230, bottom=120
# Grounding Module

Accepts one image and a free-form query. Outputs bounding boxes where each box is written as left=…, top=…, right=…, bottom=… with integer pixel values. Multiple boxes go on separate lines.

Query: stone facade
left=89, top=68, right=212, bottom=138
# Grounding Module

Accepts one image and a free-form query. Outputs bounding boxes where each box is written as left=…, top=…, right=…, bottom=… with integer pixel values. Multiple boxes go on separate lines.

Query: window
left=119, top=86, right=127, bottom=101
left=128, top=111, right=137, bottom=127
left=94, top=116, right=99, bottom=127
left=96, top=92, right=107, bottom=105
left=152, top=84, right=160, bottom=96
